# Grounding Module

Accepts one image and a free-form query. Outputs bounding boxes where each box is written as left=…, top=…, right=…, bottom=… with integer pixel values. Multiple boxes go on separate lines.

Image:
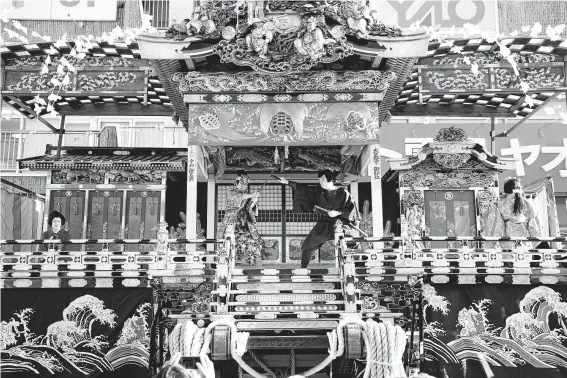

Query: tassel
left=274, top=147, right=279, bottom=164
left=284, top=146, right=289, bottom=159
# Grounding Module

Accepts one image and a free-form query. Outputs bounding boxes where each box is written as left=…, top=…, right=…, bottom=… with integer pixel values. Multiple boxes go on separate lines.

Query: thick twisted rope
left=249, top=350, right=277, bottom=378
left=290, top=348, right=296, bottom=376
left=166, top=317, right=405, bottom=378
left=363, top=320, right=407, bottom=378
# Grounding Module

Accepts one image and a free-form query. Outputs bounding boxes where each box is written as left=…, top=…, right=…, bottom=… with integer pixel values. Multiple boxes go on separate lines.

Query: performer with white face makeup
left=40, top=211, right=70, bottom=251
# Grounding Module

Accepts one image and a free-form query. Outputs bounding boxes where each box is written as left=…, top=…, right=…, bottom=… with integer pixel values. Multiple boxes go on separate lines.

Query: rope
left=190, top=317, right=407, bottom=378
left=167, top=321, right=205, bottom=358
left=290, top=348, right=296, bottom=376
left=362, top=320, right=407, bottom=378
left=249, top=350, right=277, bottom=378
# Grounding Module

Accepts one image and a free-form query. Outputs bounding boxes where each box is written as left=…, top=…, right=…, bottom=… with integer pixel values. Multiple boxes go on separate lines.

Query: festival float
left=1, top=1, right=566, bottom=378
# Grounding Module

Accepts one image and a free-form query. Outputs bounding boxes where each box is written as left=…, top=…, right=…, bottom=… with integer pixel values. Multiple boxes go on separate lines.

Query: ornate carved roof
left=388, top=127, right=515, bottom=172
left=140, top=0, right=427, bottom=74
left=1, top=36, right=564, bottom=121
left=393, top=37, right=566, bottom=118
left=19, top=146, right=187, bottom=171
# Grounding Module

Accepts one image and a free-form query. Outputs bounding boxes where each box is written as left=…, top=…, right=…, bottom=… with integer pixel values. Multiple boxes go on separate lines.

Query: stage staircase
left=212, top=266, right=357, bottom=328
left=208, top=266, right=365, bottom=378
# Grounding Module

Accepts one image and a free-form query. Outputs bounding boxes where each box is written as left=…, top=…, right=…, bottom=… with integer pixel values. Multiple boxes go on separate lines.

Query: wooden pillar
left=349, top=182, right=359, bottom=205
left=369, top=144, right=384, bottom=241
left=206, top=177, right=216, bottom=251
left=16, top=116, right=25, bottom=174
left=349, top=181, right=360, bottom=235
left=56, top=115, right=66, bottom=159
left=186, top=145, right=198, bottom=245
left=490, top=117, right=496, bottom=154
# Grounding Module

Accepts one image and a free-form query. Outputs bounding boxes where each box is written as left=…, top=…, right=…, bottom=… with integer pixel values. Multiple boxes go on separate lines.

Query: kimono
left=483, top=194, right=541, bottom=248
left=217, top=189, right=264, bottom=265
left=289, top=182, right=355, bottom=267
left=40, top=228, right=70, bottom=251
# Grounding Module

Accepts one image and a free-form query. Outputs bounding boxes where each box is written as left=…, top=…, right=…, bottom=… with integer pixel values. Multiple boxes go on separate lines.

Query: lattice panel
left=286, top=212, right=320, bottom=235
left=217, top=184, right=283, bottom=236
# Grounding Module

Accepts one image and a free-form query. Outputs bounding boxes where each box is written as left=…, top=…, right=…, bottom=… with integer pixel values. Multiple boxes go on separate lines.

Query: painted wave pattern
left=423, top=285, right=567, bottom=369
left=0, top=295, right=151, bottom=375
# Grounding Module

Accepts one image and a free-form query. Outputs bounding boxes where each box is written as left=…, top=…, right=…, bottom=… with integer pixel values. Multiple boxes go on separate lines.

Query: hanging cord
left=290, top=348, right=296, bottom=376
left=248, top=350, right=277, bottom=378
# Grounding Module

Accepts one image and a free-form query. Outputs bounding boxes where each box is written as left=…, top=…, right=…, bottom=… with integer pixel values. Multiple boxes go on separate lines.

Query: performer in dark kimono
left=40, top=211, right=70, bottom=251
left=277, top=170, right=355, bottom=268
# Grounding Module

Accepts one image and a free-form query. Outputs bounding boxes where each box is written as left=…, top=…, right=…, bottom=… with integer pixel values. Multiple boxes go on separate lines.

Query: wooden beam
left=55, top=103, right=174, bottom=116
left=6, top=95, right=60, bottom=132
left=496, top=93, right=560, bottom=138
left=391, top=103, right=516, bottom=117
left=507, top=95, right=526, bottom=114
left=184, top=58, right=195, bottom=70
left=371, top=57, right=383, bottom=69
left=490, top=117, right=496, bottom=154
left=56, top=115, right=66, bottom=159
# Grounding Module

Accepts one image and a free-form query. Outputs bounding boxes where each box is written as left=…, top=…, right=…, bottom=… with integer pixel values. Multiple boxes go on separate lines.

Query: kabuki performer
left=276, top=170, right=355, bottom=268
left=483, top=177, right=542, bottom=248
left=217, top=170, right=264, bottom=265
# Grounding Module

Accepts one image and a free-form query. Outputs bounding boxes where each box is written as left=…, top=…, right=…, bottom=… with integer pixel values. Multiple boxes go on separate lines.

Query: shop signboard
left=7, top=0, right=117, bottom=21
left=369, top=0, right=499, bottom=33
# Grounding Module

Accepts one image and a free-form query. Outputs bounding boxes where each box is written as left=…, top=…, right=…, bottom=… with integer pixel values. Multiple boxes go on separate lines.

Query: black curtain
left=1, top=288, right=153, bottom=377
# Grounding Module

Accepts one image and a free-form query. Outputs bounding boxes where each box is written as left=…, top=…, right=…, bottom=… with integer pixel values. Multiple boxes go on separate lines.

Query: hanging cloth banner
left=423, top=284, right=567, bottom=378
left=1, top=288, right=153, bottom=377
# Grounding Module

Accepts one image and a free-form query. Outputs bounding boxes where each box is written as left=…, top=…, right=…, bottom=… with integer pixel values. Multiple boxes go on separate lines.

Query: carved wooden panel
left=125, top=191, right=161, bottom=250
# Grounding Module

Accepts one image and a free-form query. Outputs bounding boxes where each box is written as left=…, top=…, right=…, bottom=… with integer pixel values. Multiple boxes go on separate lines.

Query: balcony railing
left=0, top=127, right=188, bottom=170
left=142, top=0, right=170, bottom=29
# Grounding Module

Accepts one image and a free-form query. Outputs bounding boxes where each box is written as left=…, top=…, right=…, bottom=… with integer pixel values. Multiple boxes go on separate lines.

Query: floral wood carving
left=433, top=153, right=470, bottom=169
left=494, top=67, right=564, bottom=90
left=106, top=170, right=163, bottom=184
left=172, top=70, right=396, bottom=93
left=52, top=169, right=163, bottom=184
left=187, top=102, right=379, bottom=145
left=400, top=171, right=497, bottom=188
left=7, top=72, right=74, bottom=92
left=401, top=191, right=425, bottom=250
left=78, top=72, right=139, bottom=92
left=5, top=56, right=146, bottom=67
left=415, top=159, right=488, bottom=171
left=164, top=1, right=400, bottom=73
left=224, top=146, right=342, bottom=171
left=402, top=190, right=424, bottom=208
left=52, top=169, right=105, bottom=184
left=425, top=69, right=489, bottom=90
left=477, top=189, right=498, bottom=217
left=431, top=52, right=557, bottom=66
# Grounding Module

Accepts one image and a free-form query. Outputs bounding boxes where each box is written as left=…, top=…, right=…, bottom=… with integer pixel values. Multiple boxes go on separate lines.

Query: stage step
left=232, top=268, right=339, bottom=276
left=237, top=319, right=339, bottom=331
left=235, top=282, right=338, bottom=291
left=235, top=292, right=339, bottom=302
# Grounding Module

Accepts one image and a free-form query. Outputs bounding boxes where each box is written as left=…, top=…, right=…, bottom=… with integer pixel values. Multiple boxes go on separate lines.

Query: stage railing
left=335, top=234, right=567, bottom=285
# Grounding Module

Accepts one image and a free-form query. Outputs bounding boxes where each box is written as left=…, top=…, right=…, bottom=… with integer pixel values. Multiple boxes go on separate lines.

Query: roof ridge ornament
left=433, top=126, right=469, bottom=143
